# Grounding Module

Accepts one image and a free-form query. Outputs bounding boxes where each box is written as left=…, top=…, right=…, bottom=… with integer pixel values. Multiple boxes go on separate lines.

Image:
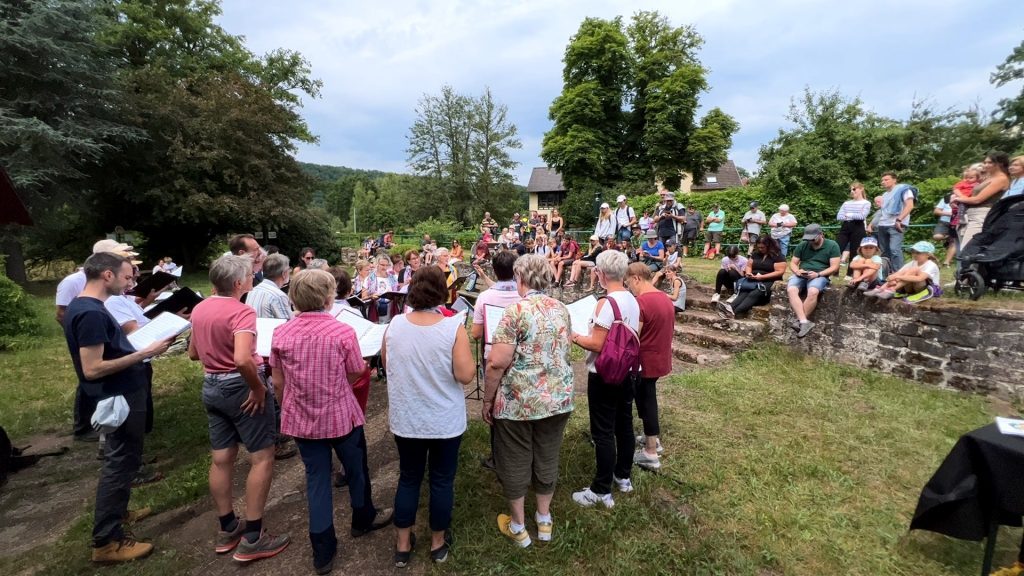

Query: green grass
left=2, top=276, right=1019, bottom=575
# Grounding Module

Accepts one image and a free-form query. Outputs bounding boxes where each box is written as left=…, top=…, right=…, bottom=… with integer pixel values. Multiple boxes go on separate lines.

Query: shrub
left=0, top=270, right=40, bottom=350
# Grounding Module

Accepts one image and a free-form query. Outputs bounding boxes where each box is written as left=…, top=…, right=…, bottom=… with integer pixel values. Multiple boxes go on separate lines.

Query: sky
left=217, top=0, right=1020, bottom=185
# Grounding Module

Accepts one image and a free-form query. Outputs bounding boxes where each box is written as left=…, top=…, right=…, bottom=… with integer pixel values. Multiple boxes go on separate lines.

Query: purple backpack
left=594, top=296, right=641, bottom=385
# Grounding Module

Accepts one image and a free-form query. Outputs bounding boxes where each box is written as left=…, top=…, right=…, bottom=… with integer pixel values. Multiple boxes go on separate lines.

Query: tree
left=542, top=11, right=738, bottom=192
left=0, top=0, right=142, bottom=282
left=992, top=39, right=1024, bottom=139
left=406, top=85, right=522, bottom=225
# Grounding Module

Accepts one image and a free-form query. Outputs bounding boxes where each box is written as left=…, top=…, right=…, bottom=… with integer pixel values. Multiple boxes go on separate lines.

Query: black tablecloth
left=911, top=423, right=1024, bottom=541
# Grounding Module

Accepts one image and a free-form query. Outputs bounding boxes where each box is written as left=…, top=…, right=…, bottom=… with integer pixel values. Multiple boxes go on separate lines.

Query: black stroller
left=955, top=194, right=1024, bottom=300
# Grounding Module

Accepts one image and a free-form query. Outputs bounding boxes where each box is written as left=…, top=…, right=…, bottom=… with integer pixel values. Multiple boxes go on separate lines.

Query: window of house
left=705, top=176, right=718, bottom=184
left=537, top=192, right=566, bottom=209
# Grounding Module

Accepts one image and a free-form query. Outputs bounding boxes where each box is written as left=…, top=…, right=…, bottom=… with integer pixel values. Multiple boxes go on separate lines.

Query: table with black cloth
left=911, top=423, right=1024, bottom=575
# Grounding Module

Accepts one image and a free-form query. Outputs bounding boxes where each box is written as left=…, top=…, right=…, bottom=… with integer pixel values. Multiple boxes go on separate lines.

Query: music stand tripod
left=461, top=297, right=485, bottom=401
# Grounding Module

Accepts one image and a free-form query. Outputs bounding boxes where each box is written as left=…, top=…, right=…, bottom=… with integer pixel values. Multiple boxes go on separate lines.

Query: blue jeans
left=295, top=427, right=376, bottom=534
left=393, top=435, right=462, bottom=531
left=787, top=275, right=830, bottom=292
left=876, top=225, right=904, bottom=271
left=777, top=235, right=790, bottom=257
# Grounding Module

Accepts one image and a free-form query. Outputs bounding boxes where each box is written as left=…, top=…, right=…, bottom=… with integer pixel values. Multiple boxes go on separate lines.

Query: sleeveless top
left=972, top=178, right=1007, bottom=209
left=385, top=314, right=466, bottom=439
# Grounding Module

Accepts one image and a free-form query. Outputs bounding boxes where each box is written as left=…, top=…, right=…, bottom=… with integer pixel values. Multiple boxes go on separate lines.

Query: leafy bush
left=0, top=269, right=40, bottom=349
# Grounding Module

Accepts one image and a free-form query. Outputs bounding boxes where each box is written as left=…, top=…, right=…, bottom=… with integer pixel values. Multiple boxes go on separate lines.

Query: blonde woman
left=594, top=203, right=615, bottom=241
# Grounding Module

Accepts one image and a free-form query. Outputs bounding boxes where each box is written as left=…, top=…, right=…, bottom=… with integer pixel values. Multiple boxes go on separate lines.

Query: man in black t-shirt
left=63, top=252, right=171, bottom=564
left=653, top=193, right=684, bottom=245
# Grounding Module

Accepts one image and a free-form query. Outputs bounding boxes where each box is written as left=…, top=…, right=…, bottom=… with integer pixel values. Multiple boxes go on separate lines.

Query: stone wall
left=768, top=286, right=1024, bottom=401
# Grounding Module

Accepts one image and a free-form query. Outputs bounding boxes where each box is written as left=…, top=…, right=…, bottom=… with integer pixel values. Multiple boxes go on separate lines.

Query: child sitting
left=847, top=236, right=883, bottom=291
left=665, top=241, right=680, bottom=269
left=866, top=241, right=941, bottom=303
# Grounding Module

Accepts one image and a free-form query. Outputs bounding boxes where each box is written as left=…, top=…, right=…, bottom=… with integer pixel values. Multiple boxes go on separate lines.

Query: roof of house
left=0, top=167, right=32, bottom=226
left=526, top=167, right=566, bottom=193
left=691, top=160, right=743, bottom=191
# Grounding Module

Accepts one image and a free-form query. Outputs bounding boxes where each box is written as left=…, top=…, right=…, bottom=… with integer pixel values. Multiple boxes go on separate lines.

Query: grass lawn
left=1, top=274, right=1019, bottom=575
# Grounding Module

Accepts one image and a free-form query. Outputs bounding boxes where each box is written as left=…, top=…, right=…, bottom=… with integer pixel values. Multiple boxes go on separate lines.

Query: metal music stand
left=459, top=296, right=485, bottom=401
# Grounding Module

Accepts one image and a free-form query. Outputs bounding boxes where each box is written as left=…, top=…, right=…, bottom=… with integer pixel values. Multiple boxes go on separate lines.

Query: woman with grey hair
left=569, top=250, right=640, bottom=508
left=434, top=248, right=458, bottom=307
left=483, top=255, right=574, bottom=547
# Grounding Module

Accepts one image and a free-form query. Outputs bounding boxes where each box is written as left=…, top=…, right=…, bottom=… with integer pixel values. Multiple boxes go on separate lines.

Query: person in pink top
left=187, top=254, right=290, bottom=564
left=270, top=269, right=393, bottom=574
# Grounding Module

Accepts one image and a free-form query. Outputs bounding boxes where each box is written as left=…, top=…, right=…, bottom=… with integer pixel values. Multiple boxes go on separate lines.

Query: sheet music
left=170, top=266, right=183, bottom=277
left=565, top=295, right=598, bottom=337
left=484, top=304, right=507, bottom=344
left=255, top=318, right=287, bottom=357
left=334, top=310, right=386, bottom=357
left=128, top=312, right=191, bottom=351
left=155, top=291, right=174, bottom=301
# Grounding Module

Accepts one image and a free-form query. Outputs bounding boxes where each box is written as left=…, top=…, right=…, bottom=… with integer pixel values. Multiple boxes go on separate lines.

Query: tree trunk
left=1, top=229, right=28, bottom=284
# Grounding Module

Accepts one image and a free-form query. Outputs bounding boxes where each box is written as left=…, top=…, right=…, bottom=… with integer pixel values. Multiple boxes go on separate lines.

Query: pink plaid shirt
left=270, top=312, right=366, bottom=439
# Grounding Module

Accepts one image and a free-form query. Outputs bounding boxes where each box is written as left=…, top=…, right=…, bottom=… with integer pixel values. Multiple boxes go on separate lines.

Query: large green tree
left=542, top=11, right=738, bottom=199
left=0, top=0, right=142, bottom=282
left=992, top=39, right=1024, bottom=137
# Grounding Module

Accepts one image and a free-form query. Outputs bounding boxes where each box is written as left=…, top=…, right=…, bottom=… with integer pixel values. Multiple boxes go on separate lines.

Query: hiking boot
left=310, top=526, right=338, bottom=575
left=232, top=529, right=290, bottom=563
left=430, top=529, right=453, bottom=563
left=215, top=519, right=246, bottom=554
left=75, top=430, right=100, bottom=442
left=635, top=435, right=664, bottom=454
left=91, top=537, right=154, bottom=563
left=717, top=301, right=735, bottom=319
left=131, top=468, right=164, bottom=487
left=613, top=475, right=634, bottom=493
left=534, top=512, right=553, bottom=542
left=797, top=321, right=815, bottom=339
left=634, top=449, right=661, bottom=470
left=394, top=533, right=415, bottom=568
left=124, top=507, right=152, bottom=524
left=497, top=514, right=531, bottom=548
left=572, top=487, right=614, bottom=508
left=351, top=508, right=394, bottom=538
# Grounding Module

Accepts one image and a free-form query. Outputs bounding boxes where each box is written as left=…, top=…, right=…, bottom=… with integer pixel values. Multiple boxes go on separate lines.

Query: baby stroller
left=954, top=194, right=1024, bottom=300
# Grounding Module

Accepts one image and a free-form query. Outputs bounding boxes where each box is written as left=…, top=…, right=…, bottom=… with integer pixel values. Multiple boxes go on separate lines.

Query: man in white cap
left=768, top=204, right=798, bottom=256
left=652, top=192, right=684, bottom=246
left=613, top=194, right=637, bottom=242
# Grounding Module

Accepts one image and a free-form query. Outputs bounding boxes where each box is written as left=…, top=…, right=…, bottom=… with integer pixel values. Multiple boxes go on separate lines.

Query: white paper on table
left=128, top=312, right=191, bottom=351
left=483, top=304, right=507, bottom=344
left=255, top=318, right=287, bottom=358
left=996, top=417, right=1024, bottom=437
left=565, top=295, right=598, bottom=336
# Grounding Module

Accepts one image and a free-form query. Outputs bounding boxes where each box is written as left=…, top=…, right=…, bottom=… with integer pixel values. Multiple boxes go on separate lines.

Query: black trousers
left=837, top=220, right=866, bottom=276
left=93, top=386, right=147, bottom=547
left=634, top=377, right=660, bottom=437
left=731, top=281, right=774, bottom=316
left=587, top=372, right=634, bottom=495
left=715, top=269, right=743, bottom=294
left=74, top=384, right=99, bottom=437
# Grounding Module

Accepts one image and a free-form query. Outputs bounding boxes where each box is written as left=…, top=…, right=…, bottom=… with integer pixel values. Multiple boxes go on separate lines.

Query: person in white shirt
left=768, top=205, right=798, bottom=256
left=245, top=253, right=292, bottom=320
left=569, top=250, right=640, bottom=508
left=638, top=211, right=653, bottom=232
left=866, top=241, right=942, bottom=303
left=594, top=203, right=616, bottom=240
left=741, top=201, right=767, bottom=255
left=613, top=195, right=637, bottom=242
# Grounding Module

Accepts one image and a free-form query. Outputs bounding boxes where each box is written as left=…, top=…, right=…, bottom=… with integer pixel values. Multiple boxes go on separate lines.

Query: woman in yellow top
left=434, top=248, right=458, bottom=306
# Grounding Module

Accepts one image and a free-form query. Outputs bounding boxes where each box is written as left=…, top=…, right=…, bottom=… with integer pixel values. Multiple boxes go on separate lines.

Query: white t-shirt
left=899, top=260, right=941, bottom=286
left=768, top=213, right=797, bottom=239
left=586, top=290, right=640, bottom=373
left=614, top=205, right=635, bottom=229
left=104, top=294, right=150, bottom=328
left=55, top=270, right=87, bottom=307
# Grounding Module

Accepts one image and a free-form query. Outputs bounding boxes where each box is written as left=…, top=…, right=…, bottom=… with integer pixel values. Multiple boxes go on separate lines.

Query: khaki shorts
left=494, top=412, right=571, bottom=500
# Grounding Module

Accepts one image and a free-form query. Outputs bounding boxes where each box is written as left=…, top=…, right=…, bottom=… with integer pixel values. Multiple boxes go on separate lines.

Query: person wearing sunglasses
left=835, top=183, right=871, bottom=274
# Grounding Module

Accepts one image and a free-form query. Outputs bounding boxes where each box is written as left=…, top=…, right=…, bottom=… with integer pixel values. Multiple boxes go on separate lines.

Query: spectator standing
left=875, top=171, right=917, bottom=271
left=484, top=255, right=574, bottom=548
left=188, top=255, right=290, bottom=563
left=682, top=205, right=703, bottom=257
left=570, top=251, right=640, bottom=508
left=382, top=266, right=475, bottom=567
left=653, top=193, right=684, bottom=246
left=271, top=270, right=392, bottom=573
left=548, top=209, right=564, bottom=237
left=594, top=203, right=615, bottom=241
left=703, top=204, right=726, bottom=259
left=64, top=253, right=171, bottom=563
left=741, top=201, right=766, bottom=255
left=835, top=183, right=872, bottom=270
left=953, top=152, right=1010, bottom=252
left=625, top=263, right=674, bottom=471
left=786, top=224, right=840, bottom=338
left=1006, top=156, right=1024, bottom=198
left=768, top=204, right=798, bottom=256
left=613, top=195, right=637, bottom=241
left=638, top=211, right=653, bottom=232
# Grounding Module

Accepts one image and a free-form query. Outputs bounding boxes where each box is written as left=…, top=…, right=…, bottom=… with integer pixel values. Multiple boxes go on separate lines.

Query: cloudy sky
left=218, top=0, right=1020, bottom=185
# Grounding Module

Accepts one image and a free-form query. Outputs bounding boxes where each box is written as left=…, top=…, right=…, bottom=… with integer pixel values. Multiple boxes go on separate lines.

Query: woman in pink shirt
left=270, top=270, right=393, bottom=573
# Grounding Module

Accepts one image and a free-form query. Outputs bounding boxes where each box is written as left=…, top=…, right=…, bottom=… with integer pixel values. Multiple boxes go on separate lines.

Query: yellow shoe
left=497, top=514, right=531, bottom=548
left=534, top=512, right=552, bottom=542
left=91, top=538, right=154, bottom=563
left=992, top=562, right=1024, bottom=576
left=125, top=507, right=152, bottom=524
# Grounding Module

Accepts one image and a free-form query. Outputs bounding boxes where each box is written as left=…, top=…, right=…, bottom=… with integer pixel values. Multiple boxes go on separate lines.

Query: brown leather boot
left=91, top=538, right=154, bottom=563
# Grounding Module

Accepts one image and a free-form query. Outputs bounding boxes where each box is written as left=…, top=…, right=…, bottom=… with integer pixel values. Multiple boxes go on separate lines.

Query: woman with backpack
left=569, top=250, right=640, bottom=509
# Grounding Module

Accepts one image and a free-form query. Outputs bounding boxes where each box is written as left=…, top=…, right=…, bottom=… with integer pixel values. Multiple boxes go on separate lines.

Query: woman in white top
left=593, top=203, right=615, bottom=241
left=569, top=250, right=640, bottom=508
left=381, top=266, right=475, bottom=567
left=835, top=182, right=872, bottom=269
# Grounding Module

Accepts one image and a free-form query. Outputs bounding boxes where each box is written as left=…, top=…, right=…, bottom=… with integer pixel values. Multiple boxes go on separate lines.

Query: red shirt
left=269, top=312, right=366, bottom=439
left=190, top=296, right=262, bottom=373
left=637, top=290, right=675, bottom=378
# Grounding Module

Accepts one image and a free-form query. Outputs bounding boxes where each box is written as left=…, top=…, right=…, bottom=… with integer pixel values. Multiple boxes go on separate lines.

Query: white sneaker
left=711, top=293, right=720, bottom=303
left=634, top=449, right=661, bottom=470
left=613, top=476, right=634, bottom=493
left=635, top=435, right=664, bottom=455
left=572, top=487, right=615, bottom=508
left=725, top=294, right=737, bottom=304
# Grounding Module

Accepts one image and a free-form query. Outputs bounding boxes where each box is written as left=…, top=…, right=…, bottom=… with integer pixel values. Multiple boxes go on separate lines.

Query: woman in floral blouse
left=483, top=254, right=574, bottom=549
